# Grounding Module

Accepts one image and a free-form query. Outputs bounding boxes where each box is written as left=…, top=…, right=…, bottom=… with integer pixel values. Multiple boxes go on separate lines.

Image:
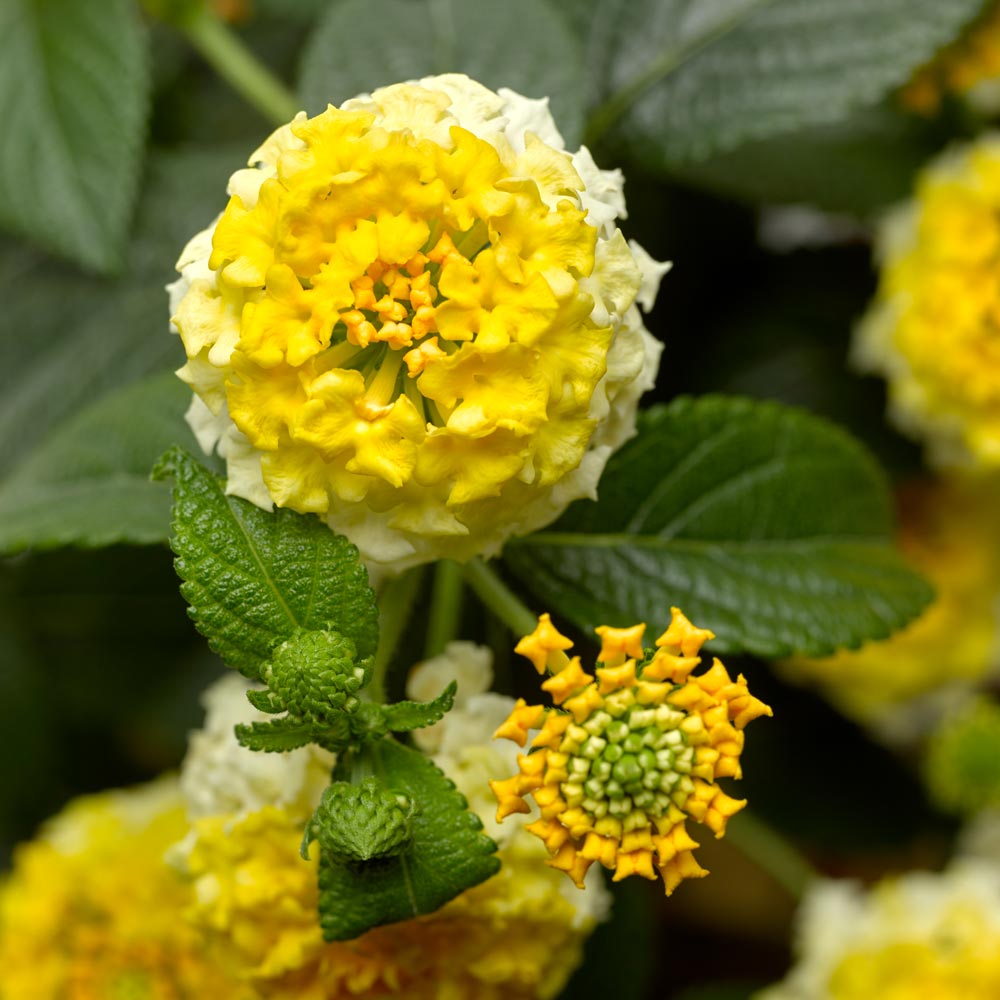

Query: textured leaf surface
left=0, top=0, right=150, bottom=271
left=583, top=0, right=984, bottom=164
left=154, top=447, right=379, bottom=679
left=234, top=717, right=318, bottom=752
left=317, top=738, right=499, bottom=941
left=0, top=374, right=195, bottom=554
left=298, top=0, right=586, bottom=145
left=505, top=397, right=934, bottom=657
left=381, top=682, right=457, bottom=734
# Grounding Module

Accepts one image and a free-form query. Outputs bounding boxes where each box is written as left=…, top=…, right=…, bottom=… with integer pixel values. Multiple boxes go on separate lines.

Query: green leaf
left=297, top=0, right=587, bottom=146
left=234, top=716, right=319, bottom=753
left=381, top=681, right=457, bottom=734
left=0, top=147, right=238, bottom=483
left=584, top=0, right=984, bottom=165
left=317, top=738, right=499, bottom=941
left=0, top=0, right=150, bottom=272
left=153, top=447, right=379, bottom=679
left=0, top=373, right=196, bottom=554
left=504, top=396, right=934, bottom=658
left=669, top=103, right=938, bottom=217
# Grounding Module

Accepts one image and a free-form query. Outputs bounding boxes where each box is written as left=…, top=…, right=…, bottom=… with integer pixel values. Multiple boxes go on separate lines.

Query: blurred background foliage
left=3, top=0, right=1000, bottom=996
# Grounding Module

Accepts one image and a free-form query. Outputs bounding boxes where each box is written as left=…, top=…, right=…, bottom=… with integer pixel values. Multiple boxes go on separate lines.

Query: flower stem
left=725, top=810, right=817, bottom=901
left=463, top=558, right=537, bottom=637
left=179, top=6, right=299, bottom=126
left=370, top=566, right=425, bottom=703
left=423, top=560, right=464, bottom=659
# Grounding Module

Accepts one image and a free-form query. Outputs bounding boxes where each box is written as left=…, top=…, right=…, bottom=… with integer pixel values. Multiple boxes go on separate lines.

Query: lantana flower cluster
left=759, top=862, right=1000, bottom=1000
left=170, top=74, right=665, bottom=570
left=855, top=134, right=1000, bottom=468
left=491, top=609, right=771, bottom=894
left=0, top=670, right=608, bottom=1000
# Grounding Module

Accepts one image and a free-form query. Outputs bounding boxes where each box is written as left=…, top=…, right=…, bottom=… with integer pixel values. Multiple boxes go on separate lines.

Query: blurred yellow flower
left=0, top=779, right=248, bottom=1000
left=783, top=478, right=1000, bottom=725
left=758, top=862, right=1000, bottom=1000
left=184, top=803, right=602, bottom=1000
left=855, top=136, right=1000, bottom=468
left=901, top=4, right=1000, bottom=114
left=490, top=609, right=771, bottom=894
left=170, top=74, right=665, bottom=571
left=0, top=672, right=607, bottom=999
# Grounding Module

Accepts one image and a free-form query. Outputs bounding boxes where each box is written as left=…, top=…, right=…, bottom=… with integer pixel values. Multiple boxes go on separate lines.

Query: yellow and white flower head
left=169, top=73, right=666, bottom=572
left=759, top=862, right=1000, bottom=1000
left=855, top=136, right=1000, bottom=468
left=180, top=672, right=334, bottom=822
left=490, top=609, right=771, bottom=894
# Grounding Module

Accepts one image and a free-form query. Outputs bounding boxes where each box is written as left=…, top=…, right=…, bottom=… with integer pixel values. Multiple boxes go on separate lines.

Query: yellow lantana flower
left=170, top=73, right=665, bottom=571
left=855, top=136, right=1000, bottom=468
left=175, top=668, right=608, bottom=999
left=0, top=779, right=250, bottom=1000
left=490, top=609, right=771, bottom=894
left=758, top=862, right=1000, bottom=1000
left=783, top=477, right=1000, bottom=728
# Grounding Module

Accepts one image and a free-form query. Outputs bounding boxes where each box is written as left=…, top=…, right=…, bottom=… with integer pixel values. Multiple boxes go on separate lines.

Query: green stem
left=725, top=810, right=817, bottom=901
left=370, top=567, right=425, bottom=703
left=424, top=560, right=464, bottom=659
left=463, top=558, right=537, bottom=637
left=582, top=4, right=764, bottom=149
left=179, top=6, right=299, bottom=126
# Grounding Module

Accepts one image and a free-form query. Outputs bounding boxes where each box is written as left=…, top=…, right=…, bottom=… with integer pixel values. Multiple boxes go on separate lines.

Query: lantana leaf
left=153, top=447, right=379, bottom=680
left=0, top=0, right=150, bottom=272
left=574, top=0, right=984, bottom=165
left=234, top=717, right=319, bottom=753
left=380, top=681, right=457, bottom=734
left=505, top=396, right=934, bottom=658
left=0, top=374, right=196, bottom=555
left=298, top=0, right=586, bottom=146
left=317, top=738, right=499, bottom=941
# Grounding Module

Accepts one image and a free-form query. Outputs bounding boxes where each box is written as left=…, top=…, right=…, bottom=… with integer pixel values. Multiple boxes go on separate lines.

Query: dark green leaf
left=153, top=447, right=379, bottom=679
left=669, top=103, right=938, bottom=216
left=381, top=681, right=457, bottom=734
left=0, top=147, right=239, bottom=483
left=0, top=0, right=150, bottom=272
left=317, top=738, right=498, bottom=940
left=505, top=396, right=934, bottom=658
left=235, top=716, right=319, bottom=752
left=585, top=0, right=984, bottom=165
left=0, top=374, right=196, bottom=554
left=297, top=0, right=587, bottom=146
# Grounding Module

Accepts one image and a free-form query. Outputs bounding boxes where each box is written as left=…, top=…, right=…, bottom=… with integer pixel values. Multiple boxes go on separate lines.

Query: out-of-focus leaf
left=0, top=0, right=150, bottom=272
left=582, top=0, right=984, bottom=165
left=298, top=0, right=586, bottom=145
left=0, top=374, right=195, bottom=554
left=670, top=104, right=939, bottom=216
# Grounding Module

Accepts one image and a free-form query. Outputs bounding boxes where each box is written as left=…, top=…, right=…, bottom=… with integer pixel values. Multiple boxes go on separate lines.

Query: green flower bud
left=310, top=778, right=414, bottom=863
